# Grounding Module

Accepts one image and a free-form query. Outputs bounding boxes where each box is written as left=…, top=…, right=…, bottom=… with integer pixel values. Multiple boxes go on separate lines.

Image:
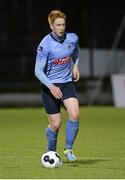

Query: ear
left=50, top=24, right=53, bottom=30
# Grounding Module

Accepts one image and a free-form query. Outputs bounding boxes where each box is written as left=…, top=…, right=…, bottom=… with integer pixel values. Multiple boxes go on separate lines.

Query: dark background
left=0, top=0, right=125, bottom=96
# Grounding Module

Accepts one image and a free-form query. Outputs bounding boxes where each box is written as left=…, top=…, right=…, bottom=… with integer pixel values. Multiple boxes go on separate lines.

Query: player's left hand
left=73, top=65, right=80, bottom=82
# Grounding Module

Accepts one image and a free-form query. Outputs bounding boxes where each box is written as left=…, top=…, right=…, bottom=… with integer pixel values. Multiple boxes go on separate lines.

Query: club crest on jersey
left=67, top=45, right=71, bottom=49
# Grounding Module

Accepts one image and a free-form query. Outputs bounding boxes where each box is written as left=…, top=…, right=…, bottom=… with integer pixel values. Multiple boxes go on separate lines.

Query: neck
left=51, top=32, right=66, bottom=43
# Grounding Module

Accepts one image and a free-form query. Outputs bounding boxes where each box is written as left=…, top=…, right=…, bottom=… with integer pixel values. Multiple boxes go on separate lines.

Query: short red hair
left=48, top=10, right=66, bottom=25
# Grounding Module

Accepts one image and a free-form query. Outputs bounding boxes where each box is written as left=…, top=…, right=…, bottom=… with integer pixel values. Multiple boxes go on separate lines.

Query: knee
left=52, top=124, right=60, bottom=131
left=69, top=111, right=79, bottom=120
left=49, top=123, right=61, bottom=131
left=48, top=114, right=61, bottom=131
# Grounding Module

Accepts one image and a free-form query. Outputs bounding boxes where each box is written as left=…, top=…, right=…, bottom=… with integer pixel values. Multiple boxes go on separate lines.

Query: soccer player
left=35, top=10, right=80, bottom=162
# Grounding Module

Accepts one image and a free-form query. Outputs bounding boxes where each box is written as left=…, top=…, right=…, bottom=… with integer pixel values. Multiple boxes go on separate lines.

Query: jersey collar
left=50, top=32, right=66, bottom=43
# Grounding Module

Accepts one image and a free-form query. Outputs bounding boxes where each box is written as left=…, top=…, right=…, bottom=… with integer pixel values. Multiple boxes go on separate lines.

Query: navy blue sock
left=46, top=127, right=58, bottom=151
left=66, top=120, right=79, bottom=149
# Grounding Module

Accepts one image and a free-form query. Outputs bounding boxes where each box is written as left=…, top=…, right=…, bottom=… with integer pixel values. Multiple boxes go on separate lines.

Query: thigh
left=63, top=97, right=79, bottom=120
left=60, top=82, right=79, bottom=119
left=41, top=85, right=61, bottom=114
left=61, top=81, right=78, bottom=101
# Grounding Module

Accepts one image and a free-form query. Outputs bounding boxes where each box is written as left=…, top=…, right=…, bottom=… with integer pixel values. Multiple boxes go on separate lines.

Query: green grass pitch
left=0, top=107, right=125, bottom=179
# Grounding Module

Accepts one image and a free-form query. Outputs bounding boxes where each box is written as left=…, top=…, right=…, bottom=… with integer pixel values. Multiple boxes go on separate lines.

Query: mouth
left=59, top=32, right=64, bottom=35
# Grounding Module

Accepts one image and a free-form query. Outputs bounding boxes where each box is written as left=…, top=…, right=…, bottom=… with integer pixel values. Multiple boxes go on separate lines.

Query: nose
left=61, top=24, right=65, bottom=30
left=60, top=26, right=64, bottom=30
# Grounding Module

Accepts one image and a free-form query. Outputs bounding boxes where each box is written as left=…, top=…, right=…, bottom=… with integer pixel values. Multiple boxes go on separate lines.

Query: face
left=50, top=17, right=66, bottom=36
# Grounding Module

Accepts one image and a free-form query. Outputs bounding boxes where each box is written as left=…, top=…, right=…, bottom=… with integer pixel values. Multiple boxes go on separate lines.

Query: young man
left=35, top=10, right=80, bottom=162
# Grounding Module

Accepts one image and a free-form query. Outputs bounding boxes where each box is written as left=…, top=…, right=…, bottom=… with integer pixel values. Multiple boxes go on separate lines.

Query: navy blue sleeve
left=72, top=44, right=80, bottom=65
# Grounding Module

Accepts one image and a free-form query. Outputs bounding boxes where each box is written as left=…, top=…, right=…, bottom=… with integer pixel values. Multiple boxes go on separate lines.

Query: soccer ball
left=41, top=151, right=63, bottom=168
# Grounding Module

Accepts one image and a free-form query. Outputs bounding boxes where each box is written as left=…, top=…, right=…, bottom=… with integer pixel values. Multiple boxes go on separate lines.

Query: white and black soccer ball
left=41, top=151, right=63, bottom=168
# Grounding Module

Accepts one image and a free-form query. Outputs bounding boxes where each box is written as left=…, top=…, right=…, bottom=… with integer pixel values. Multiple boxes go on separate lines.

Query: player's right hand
left=48, top=84, right=63, bottom=99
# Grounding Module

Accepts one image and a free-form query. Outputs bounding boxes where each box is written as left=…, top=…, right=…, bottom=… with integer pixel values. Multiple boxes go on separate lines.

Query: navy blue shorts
left=41, top=81, right=78, bottom=114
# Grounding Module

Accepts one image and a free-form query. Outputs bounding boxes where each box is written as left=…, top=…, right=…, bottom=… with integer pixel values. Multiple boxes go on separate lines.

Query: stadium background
left=0, top=0, right=125, bottom=107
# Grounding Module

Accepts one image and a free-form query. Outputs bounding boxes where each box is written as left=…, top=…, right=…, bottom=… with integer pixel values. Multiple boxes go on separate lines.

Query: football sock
left=65, top=119, right=79, bottom=149
left=46, top=127, right=58, bottom=151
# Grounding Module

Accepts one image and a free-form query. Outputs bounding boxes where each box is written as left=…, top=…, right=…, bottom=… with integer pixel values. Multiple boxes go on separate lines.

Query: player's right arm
left=35, top=60, right=62, bottom=99
left=35, top=53, right=52, bottom=87
left=35, top=43, right=62, bottom=99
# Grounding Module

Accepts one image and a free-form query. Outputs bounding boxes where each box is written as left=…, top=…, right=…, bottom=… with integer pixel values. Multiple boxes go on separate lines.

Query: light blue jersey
left=35, top=32, right=79, bottom=87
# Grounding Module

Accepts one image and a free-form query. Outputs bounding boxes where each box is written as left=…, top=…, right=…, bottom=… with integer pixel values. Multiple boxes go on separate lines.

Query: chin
left=59, top=33, right=64, bottom=36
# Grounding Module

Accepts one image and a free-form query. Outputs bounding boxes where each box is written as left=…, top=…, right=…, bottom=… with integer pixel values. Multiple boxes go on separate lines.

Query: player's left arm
left=72, top=44, right=80, bottom=82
